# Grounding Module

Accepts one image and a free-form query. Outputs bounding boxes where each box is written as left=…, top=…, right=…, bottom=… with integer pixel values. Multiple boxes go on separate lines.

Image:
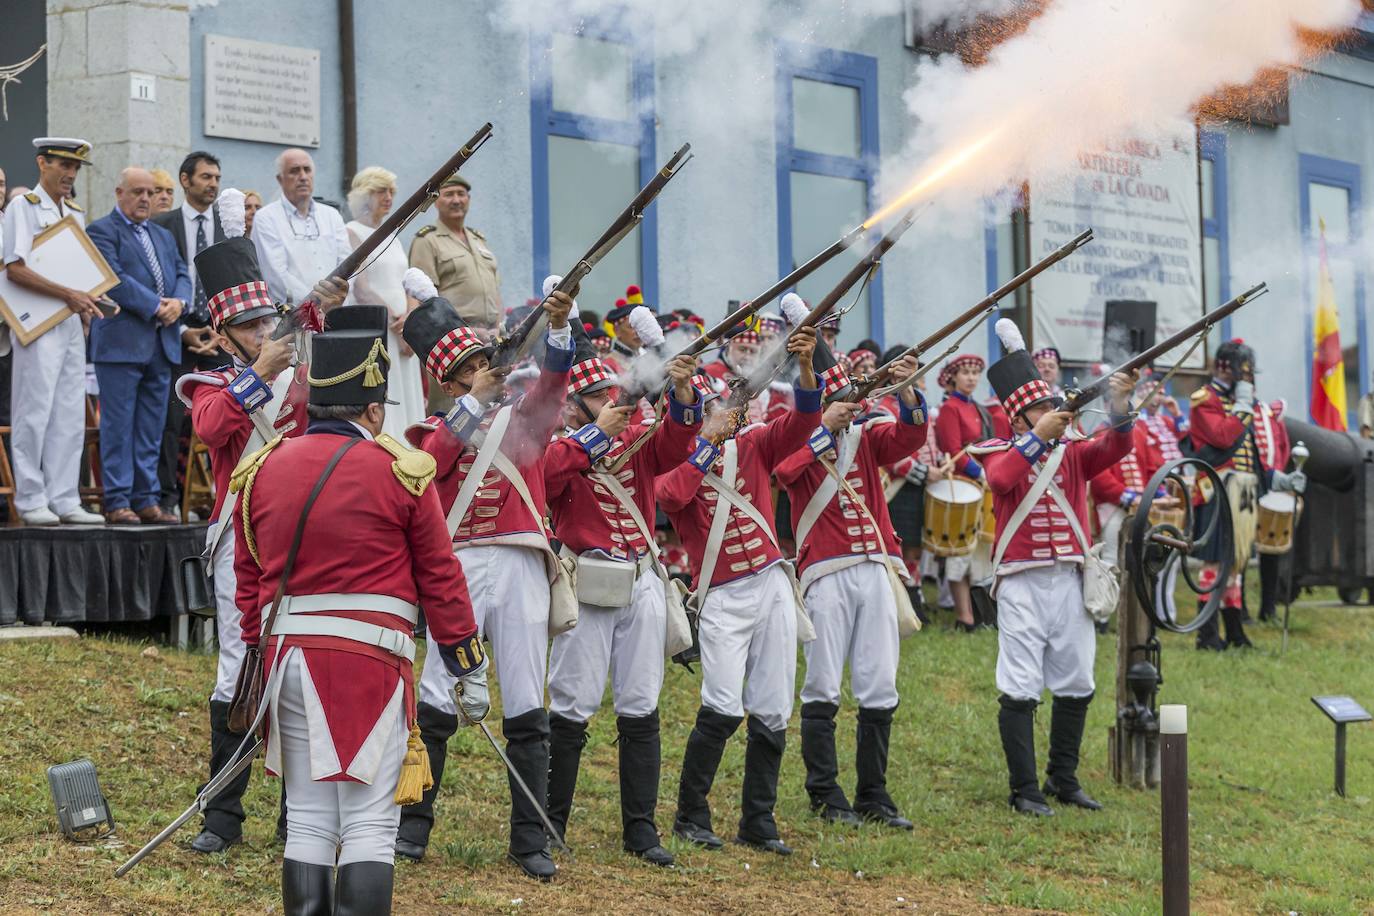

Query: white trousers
left=800, top=561, right=900, bottom=709
left=946, top=540, right=994, bottom=585
left=548, top=569, right=665, bottom=722
left=995, top=563, right=1096, bottom=701
left=698, top=564, right=797, bottom=732
left=208, top=524, right=246, bottom=702
left=278, top=651, right=405, bottom=867
left=418, top=544, right=550, bottom=719
left=1099, top=506, right=1126, bottom=569
left=10, top=316, right=85, bottom=514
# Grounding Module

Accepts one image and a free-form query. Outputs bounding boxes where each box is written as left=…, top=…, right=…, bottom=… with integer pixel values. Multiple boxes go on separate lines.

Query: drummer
left=933, top=354, right=1005, bottom=632
left=1254, top=398, right=1292, bottom=622
left=1186, top=341, right=1305, bottom=650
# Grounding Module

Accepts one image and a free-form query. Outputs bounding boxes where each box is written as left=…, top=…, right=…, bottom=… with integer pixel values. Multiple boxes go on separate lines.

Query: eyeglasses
left=286, top=209, right=320, bottom=240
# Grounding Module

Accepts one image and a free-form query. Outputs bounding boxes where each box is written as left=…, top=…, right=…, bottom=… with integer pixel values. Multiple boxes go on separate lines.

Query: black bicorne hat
left=403, top=296, right=489, bottom=382
left=307, top=330, right=391, bottom=406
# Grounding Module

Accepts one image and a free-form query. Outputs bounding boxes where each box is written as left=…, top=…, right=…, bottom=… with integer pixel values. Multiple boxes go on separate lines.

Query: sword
left=115, top=737, right=263, bottom=877
left=458, top=682, right=571, bottom=856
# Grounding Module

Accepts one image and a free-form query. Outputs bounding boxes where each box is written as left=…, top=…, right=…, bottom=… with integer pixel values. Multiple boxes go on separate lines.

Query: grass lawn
left=2, top=589, right=1373, bottom=914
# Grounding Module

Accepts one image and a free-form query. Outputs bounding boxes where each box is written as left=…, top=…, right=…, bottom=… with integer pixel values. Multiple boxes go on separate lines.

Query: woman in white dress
left=346, top=166, right=426, bottom=439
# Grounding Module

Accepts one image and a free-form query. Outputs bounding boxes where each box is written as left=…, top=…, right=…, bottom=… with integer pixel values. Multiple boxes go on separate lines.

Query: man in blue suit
left=87, top=167, right=189, bottom=524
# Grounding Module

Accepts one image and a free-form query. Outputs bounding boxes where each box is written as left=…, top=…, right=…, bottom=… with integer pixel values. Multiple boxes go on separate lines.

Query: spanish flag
left=1311, top=218, right=1347, bottom=431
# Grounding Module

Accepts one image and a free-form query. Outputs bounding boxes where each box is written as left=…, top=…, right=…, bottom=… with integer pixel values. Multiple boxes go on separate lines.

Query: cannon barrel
left=1282, top=417, right=1369, bottom=493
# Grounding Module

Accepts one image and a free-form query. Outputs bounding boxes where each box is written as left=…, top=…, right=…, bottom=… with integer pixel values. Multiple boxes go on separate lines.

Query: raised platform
left=0, top=522, right=208, bottom=626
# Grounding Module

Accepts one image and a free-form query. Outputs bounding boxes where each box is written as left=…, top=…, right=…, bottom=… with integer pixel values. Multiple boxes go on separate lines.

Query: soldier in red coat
left=658, top=327, right=821, bottom=856
left=542, top=337, right=703, bottom=867
left=232, top=326, right=486, bottom=914
left=1185, top=341, right=1305, bottom=649
left=775, top=353, right=928, bottom=830
left=977, top=319, right=1136, bottom=817
left=393, top=271, right=575, bottom=878
left=174, top=188, right=348, bottom=856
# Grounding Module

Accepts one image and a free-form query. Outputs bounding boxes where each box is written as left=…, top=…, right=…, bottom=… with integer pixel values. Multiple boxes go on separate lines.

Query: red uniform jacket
left=981, top=425, right=1133, bottom=571
left=1090, top=423, right=1167, bottom=509
left=1188, top=381, right=1253, bottom=473
left=775, top=397, right=929, bottom=586
left=659, top=384, right=822, bottom=590
left=406, top=345, right=572, bottom=550
left=178, top=363, right=310, bottom=520
left=233, top=422, right=479, bottom=781
left=935, top=391, right=1000, bottom=481
left=544, top=391, right=703, bottom=558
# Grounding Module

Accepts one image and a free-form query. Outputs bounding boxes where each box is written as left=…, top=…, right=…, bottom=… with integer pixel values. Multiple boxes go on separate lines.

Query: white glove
left=455, top=661, right=490, bottom=725
left=1273, top=469, right=1307, bottom=495
left=1231, top=380, right=1255, bottom=414
left=905, top=462, right=929, bottom=487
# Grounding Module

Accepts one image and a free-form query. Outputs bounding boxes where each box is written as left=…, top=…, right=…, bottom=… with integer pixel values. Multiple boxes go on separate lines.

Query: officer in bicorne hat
left=394, top=269, right=576, bottom=880
left=230, top=321, right=487, bottom=914
left=971, top=319, right=1136, bottom=817
left=175, top=187, right=349, bottom=854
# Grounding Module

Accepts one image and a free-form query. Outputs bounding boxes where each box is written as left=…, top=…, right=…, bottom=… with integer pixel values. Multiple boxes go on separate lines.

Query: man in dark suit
left=87, top=167, right=189, bottom=524
left=152, top=150, right=224, bottom=515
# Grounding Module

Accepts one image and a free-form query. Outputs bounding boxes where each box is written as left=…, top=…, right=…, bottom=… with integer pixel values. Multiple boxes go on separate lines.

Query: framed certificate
left=0, top=216, right=119, bottom=346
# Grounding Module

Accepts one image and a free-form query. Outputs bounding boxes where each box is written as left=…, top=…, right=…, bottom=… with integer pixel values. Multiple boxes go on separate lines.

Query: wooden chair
left=181, top=431, right=215, bottom=522
left=0, top=425, right=18, bottom=523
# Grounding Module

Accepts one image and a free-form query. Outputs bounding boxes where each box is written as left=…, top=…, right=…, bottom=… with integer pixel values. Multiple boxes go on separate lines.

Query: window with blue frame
left=775, top=42, right=879, bottom=349
left=530, top=25, right=658, bottom=315
left=1199, top=131, right=1230, bottom=347
left=1300, top=154, right=1365, bottom=426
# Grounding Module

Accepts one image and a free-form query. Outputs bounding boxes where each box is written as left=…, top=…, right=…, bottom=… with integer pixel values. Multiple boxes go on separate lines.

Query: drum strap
left=991, top=444, right=1068, bottom=572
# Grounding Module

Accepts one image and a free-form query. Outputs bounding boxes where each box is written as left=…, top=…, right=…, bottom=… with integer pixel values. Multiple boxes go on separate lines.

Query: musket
left=851, top=228, right=1095, bottom=400
left=729, top=208, right=920, bottom=409
left=1061, top=281, right=1269, bottom=414
left=271, top=122, right=495, bottom=339
left=490, top=143, right=695, bottom=368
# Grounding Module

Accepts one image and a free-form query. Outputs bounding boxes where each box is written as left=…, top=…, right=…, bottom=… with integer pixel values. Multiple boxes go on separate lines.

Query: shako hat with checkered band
left=401, top=269, right=490, bottom=382
left=195, top=188, right=279, bottom=329
left=308, top=330, right=391, bottom=406
left=568, top=334, right=616, bottom=396
left=988, top=318, right=1061, bottom=419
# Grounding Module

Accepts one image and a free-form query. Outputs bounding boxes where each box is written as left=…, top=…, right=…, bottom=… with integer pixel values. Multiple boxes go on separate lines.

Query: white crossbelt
left=259, top=593, right=421, bottom=662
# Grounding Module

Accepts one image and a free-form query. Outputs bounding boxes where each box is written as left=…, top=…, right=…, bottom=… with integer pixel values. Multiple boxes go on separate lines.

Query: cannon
left=1284, top=417, right=1374, bottom=603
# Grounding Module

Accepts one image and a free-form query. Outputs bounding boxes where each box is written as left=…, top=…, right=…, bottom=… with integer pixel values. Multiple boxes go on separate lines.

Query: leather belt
left=262, top=593, right=420, bottom=624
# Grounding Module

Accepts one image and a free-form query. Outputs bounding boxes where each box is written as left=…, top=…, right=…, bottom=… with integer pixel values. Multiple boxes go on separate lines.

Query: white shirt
left=3, top=183, right=83, bottom=265
left=251, top=195, right=351, bottom=305
left=180, top=201, right=215, bottom=292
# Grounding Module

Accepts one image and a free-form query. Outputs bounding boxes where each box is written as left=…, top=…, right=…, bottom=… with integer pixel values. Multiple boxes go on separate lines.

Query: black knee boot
left=737, top=716, right=791, bottom=853
left=998, top=695, right=1052, bottom=816
left=800, top=701, right=858, bottom=824
left=546, top=714, right=588, bottom=844
left=674, top=706, right=742, bottom=849
left=1043, top=694, right=1102, bottom=810
left=1221, top=606, right=1253, bottom=649
left=617, top=711, right=672, bottom=865
left=396, top=701, right=458, bottom=859
left=193, top=699, right=251, bottom=852
left=854, top=706, right=912, bottom=829
left=1195, top=601, right=1227, bottom=651
left=1258, top=552, right=1279, bottom=622
left=281, top=858, right=332, bottom=916
left=334, top=861, right=393, bottom=916
left=504, top=708, right=556, bottom=879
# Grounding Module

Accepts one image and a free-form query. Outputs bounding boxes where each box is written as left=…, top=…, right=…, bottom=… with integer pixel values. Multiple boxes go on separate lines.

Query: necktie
left=135, top=222, right=166, bottom=297
left=193, top=214, right=208, bottom=320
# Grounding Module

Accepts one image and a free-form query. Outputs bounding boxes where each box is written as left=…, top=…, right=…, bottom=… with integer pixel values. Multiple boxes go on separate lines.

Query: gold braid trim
left=228, top=434, right=283, bottom=568
left=308, top=337, right=391, bottom=389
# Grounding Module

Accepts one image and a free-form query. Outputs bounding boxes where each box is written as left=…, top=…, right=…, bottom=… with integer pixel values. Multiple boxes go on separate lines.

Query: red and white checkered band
left=1004, top=379, right=1054, bottom=417
left=1032, top=347, right=1060, bottom=364
left=939, top=354, right=984, bottom=388
left=568, top=357, right=614, bottom=395
left=425, top=327, right=486, bottom=380
left=208, top=280, right=273, bottom=328
left=592, top=337, right=613, bottom=354
left=821, top=364, right=852, bottom=399
left=692, top=376, right=721, bottom=400
left=731, top=330, right=760, bottom=346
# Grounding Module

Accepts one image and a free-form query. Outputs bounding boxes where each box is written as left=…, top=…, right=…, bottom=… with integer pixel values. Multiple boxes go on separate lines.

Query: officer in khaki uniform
left=409, top=173, right=501, bottom=415
left=408, top=174, right=501, bottom=329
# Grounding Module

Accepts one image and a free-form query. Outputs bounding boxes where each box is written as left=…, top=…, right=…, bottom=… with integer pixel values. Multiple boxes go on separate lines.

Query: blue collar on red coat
left=305, top=417, right=369, bottom=439
left=947, top=390, right=972, bottom=404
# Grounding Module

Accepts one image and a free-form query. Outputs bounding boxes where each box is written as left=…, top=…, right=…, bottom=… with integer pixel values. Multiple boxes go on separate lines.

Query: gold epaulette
left=228, top=434, right=283, bottom=568
left=23, top=192, right=39, bottom=205
left=66, top=199, right=83, bottom=212
left=1189, top=386, right=1210, bottom=406
left=374, top=433, right=436, bottom=496
left=415, top=224, right=436, bottom=237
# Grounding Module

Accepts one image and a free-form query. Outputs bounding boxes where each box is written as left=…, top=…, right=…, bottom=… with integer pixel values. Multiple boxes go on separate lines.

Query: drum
left=1256, top=491, right=1297, bottom=555
left=923, top=478, right=984, bottom=557
left=979, top=487, right=996, bottom=543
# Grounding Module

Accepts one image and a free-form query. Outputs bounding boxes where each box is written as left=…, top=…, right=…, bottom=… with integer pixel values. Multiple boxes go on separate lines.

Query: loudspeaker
left=1103, top=300, right=1157, bottom=364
